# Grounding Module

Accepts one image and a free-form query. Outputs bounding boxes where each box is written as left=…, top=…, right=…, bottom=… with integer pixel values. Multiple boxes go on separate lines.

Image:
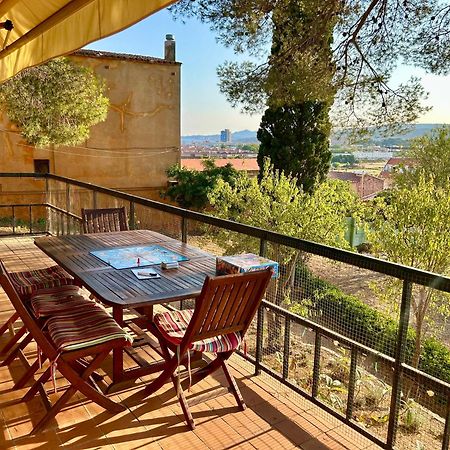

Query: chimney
left=164, top=34, right=175, bottom=62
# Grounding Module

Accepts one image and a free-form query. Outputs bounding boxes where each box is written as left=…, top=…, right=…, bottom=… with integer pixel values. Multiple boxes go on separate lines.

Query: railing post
left=387, top=280, right=413, bottom=448
left=255, top=238, right=268, bottom=376
left=312, top=332, right=322, bottom=398
left=442, top=397, right=450, bottom=450
left=259, top=238, right=267, bottom=258
left=255, top=305, right=264, bottom=376
left=129, top=201, right=136, bottom=230
left=181, top=216, right=188, bottom=243
left=346, top=346, right=358, bottom=420
left=282, top=316, right=291, bottom=379
left=45, top=177, right=50, bottom=234
left=11, top=206, right=15, bottom=234
left=65, top=184, right=70, bottom=235
left=29, top=205, right=32, bottom=234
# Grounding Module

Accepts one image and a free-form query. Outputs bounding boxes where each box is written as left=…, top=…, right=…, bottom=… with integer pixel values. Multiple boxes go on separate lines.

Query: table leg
left=112, top=306, right=124, bottom=384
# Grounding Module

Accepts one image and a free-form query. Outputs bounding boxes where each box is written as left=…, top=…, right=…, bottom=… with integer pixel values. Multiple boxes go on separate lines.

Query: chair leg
left=14, top=355, right=47, bottom=390
left=23, top=365, right=52, bottom=402
left=170, top=372, right=195, bottom=430
left=0, top=325, right=27, bottom=355
left=1, top=332, right=33, bottom=366
left=58, top=352, right=125, bottom=413
left=0, top=312, right=19, bottom=338
left=31, top=385, right=77, bottom=435
left=221, top=358, right=246, bottom=410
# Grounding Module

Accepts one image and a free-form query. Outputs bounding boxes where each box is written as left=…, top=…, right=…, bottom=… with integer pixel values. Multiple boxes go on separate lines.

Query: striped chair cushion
left=46, top=305, right=133, bottom=352
left=9, top=265, right=73, bottom=297
left=30, top=286, right=94, bottom=318
left=154, top=309, right=242, bottom=353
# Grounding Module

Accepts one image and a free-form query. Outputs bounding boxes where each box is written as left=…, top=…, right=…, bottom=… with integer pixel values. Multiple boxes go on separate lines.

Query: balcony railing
left=1, top=172, right=450, bottom=450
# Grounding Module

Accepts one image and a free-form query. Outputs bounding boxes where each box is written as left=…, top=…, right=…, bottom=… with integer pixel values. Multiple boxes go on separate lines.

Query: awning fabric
left=0, top=0, right=176, bottom=83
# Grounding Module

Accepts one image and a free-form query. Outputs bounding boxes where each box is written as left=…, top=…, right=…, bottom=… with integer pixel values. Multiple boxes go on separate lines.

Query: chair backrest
left=0, top=261, right=58, bottom=360
left=181, top=268, right=272, bottom=352
left=81, top=207, right=129, bottom=234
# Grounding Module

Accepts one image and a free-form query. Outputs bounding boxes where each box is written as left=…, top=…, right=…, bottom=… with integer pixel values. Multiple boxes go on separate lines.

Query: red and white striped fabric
left=9, top=265, right=74, bottom=298
left=154, top=309, right=242, bottom=353
left=30, top=286, right=94, bottom=318
left=46, top=304, right=133, bottom=352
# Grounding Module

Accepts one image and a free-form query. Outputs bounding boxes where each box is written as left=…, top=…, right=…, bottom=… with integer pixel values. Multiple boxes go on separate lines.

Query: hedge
left=295, top=265, right=450, bottom=383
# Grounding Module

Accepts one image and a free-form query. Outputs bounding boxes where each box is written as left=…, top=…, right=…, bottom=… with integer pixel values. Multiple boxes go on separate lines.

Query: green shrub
left=294, top=266, right=450, bottom=383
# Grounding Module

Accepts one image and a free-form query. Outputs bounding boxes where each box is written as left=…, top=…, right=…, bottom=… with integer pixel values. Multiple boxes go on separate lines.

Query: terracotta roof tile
left=73, top=49, right=180, bottom=65
left=182, top=158, right=259, bottom=172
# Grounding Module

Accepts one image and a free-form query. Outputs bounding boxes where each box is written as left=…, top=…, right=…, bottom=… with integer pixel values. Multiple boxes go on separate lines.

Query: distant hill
left=331, top=124, right=446, bottom=146
left=182, top=124, right=447, bottom=146
left=182, top=129, right=258, bottom=144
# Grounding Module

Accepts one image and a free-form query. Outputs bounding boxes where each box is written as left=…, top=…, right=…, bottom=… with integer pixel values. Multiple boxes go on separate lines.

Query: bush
left=295, top=266, right=450, bottom=383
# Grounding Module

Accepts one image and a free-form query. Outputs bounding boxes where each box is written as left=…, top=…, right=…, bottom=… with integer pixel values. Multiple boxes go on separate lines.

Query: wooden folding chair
left=0, top=261, right=133, bottom=434
left=141, top=268, right=272, bottom=430
left=0, top=264, right=74, bottom=357
left=81, top=207, right=129, bottom=234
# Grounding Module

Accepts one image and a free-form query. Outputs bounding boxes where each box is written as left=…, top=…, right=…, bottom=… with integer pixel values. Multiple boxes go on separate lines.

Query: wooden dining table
left=34, top=229, right=217, bottom=390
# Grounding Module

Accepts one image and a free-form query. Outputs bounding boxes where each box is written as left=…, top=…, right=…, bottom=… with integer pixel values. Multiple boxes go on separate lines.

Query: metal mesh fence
left=134, top=203, right=181, bottom=239
left=5, top=174, right=450, bottom=449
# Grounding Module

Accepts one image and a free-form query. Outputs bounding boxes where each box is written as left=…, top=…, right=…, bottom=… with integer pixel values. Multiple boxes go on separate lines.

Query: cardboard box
left=216, top=253, right=278, bottom=279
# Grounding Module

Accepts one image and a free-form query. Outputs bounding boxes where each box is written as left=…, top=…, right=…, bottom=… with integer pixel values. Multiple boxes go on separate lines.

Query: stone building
left=0, top=47, right=181, bottom=214
left=328, top=171, right=385, bottom=200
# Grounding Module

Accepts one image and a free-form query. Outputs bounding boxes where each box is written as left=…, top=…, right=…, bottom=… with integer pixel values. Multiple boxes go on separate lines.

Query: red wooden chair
left=0, top=264, right=74, bottom=356
left=141, top=269, right=272, bottom=430
left=81, top=207, right=129, bottom=234
left=0, top=261, right=133, bottom=434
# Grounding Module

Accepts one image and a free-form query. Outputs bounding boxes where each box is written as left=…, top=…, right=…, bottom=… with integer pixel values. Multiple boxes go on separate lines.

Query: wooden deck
left=0, top=236, right=381, bottom=450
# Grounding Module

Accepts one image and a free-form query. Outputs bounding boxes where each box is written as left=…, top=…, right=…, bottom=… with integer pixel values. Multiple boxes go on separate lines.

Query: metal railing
left=1, top=172, right=450, bottom=450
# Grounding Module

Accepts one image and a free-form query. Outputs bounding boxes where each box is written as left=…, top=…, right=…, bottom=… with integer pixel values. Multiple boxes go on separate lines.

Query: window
left=34, top=159, right=50, bottom=174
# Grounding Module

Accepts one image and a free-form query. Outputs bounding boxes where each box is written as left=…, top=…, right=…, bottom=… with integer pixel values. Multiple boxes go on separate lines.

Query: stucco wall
left=0, top=50, right=181, bottom=219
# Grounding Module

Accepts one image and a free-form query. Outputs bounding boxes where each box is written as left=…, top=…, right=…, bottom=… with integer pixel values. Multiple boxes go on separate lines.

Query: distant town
left=181, top=123, right=443, bottom=159
left=181, top=123, right=445, bottom=201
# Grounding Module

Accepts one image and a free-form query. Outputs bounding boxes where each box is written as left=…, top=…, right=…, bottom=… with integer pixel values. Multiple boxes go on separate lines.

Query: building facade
left=0, top=48, right=181, bottom=219
left=220, top=129, right=231, bottom=143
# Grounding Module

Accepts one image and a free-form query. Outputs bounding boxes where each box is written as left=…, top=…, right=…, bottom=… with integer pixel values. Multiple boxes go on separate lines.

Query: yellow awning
left=0, top=0, right=176, bottom=83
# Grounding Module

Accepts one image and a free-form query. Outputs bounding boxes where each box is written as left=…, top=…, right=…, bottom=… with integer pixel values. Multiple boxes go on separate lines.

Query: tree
left=368, top=176, right=450, bottom=367
left=209, top=159, right=361, bottom=343
left=396, top=126, right=450, bottom=189
left=165, top=159, right=239, bottom=209
left=0, top=58, right=109, bottom=147
left=257, top=102, right=332, bottom=192
left=170, top=0, right=446, bottom=134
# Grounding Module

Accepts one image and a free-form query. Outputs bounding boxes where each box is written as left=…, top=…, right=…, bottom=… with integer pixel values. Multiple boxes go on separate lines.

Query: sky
left=86, top=8, right=450, bottom=136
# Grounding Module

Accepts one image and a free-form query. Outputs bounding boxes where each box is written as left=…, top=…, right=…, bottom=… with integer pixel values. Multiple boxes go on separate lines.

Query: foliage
left=298, top=265, right=450, bottom=383
left=331, top=154, right=358, bottom=165
left=367, top=176, right=450, bottom=366
left=399, top=399, right=424, bottom=433
left=257, top=102, right=332, bottom=192
left=208, top=159, right=361, bottom=255
left=0, top=58, right=109, bottom=147
left=208, top=156, right=361, bottom=346
left=165, top=159, right=239, bottom=209
left=396, top=126, right=450, bottom=189
left=169, top=0, right=443, bottom=134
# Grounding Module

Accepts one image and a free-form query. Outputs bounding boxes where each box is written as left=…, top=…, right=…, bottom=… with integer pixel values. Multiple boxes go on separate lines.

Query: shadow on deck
left=0, top=236, right=380, bottom=450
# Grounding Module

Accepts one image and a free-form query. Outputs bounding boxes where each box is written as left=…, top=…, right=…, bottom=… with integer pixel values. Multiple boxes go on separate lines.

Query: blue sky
left=86, top=9, right=450, bottom=135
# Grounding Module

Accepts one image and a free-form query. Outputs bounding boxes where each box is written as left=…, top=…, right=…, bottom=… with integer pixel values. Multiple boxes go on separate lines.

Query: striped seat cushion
left=30, top=286, right=94, bottom=318
left=9, top=265, right=73, bottom=297
left=46, top=305, right=133, bottom=352
left=154, top=309, right=242, bottom=353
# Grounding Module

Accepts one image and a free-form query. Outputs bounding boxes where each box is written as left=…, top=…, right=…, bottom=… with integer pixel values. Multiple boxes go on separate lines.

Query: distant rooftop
left=182, top=158, right=259, bottom=172
left=73, top=49, right=180, bottom=65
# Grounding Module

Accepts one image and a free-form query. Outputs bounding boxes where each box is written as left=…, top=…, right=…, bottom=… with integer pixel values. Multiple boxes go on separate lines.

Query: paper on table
left=131, top=268, right=160, bottom=280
